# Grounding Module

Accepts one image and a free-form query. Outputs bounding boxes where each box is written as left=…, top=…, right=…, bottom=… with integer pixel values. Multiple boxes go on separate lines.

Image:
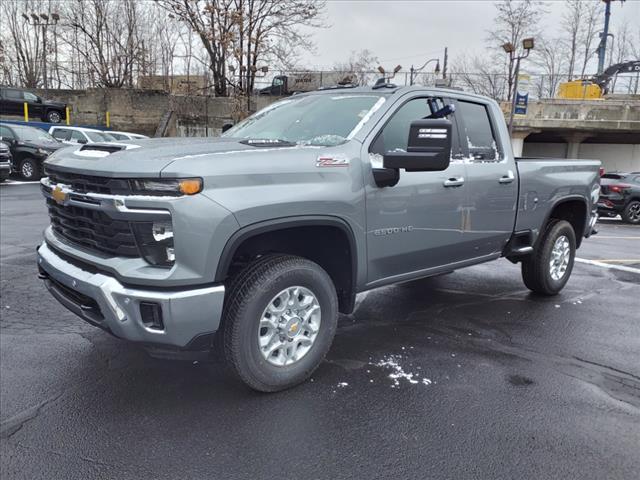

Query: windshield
left=13, top=126, right=57, bottom=143
left=223, top=94, right=385, bottom=146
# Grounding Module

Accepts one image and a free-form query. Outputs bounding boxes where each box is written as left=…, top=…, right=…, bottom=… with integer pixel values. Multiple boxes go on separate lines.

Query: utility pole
left=442, top=47, right=448, bottom=80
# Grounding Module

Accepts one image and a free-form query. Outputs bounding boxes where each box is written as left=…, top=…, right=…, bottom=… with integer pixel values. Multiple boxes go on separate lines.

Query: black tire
left=521, top=219, right=576, bottom=296
left=19, top=158, right=40, bottom=181
left=222, top=254, right=338, bottom=392
left=621, top=200, right=640, bottom=225
left=46, top=110, right=62, bottom=123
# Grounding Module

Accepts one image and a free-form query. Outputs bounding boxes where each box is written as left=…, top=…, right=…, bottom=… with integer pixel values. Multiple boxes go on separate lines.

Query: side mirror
left=221, top=122, right=234, bottom=133
left=383, top=119, right=452, bottom=172
left=77, top=138, right=88, bottom=144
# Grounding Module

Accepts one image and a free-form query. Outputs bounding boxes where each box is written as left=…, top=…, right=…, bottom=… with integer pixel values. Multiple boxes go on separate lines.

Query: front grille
left=47, top=169, right=132, bottom=195
left=47, top=198, right=139, bottom=257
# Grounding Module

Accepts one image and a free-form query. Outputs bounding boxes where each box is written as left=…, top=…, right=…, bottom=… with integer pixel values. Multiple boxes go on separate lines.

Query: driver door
left=364, top=95, right=469, bottom=286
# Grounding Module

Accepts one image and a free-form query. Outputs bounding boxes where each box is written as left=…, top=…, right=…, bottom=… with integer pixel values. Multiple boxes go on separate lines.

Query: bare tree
left=560, top=0, right=583, bottom=80
left=578, top=0, right=602, bottom=78
left=531, top=36, right=567, bottom=98
left=487, top=0, right=546, bottom=101
left=332, top=49, right=378, bottom=85
left=157, top=0, right=325, bottom=96
left=1, top=0, right=45, bottom=87
left=450, top=54, right=508, bottom=101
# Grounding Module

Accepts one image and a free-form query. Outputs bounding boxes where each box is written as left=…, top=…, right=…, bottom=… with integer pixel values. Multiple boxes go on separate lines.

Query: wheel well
left=548, top=199, right=587, bottom=247
left=219, top=225, right=356, bottom=314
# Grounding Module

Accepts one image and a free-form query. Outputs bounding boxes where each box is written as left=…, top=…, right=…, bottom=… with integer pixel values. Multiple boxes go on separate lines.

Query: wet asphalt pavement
left=1, top=183, right=639, bottom=480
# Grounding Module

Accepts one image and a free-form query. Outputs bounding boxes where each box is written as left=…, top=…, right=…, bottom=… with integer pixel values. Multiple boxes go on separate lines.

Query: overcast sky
left=298, top=0, right=640, bottom=70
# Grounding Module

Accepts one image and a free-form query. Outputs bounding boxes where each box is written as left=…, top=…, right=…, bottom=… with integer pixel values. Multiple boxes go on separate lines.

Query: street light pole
left=409, top=58, right=440, bottom=86
left=23, top=12, right=59, bottom=93
left=504, top=38, right=535, bottom=138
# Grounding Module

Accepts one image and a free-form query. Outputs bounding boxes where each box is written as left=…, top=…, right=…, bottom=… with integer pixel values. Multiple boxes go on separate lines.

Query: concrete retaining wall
left=28, top=88, right=278, bottom=137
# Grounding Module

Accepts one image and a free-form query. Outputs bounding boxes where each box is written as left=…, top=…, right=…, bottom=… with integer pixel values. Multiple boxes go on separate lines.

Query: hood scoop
left=76, top=143, right=140, bottom=158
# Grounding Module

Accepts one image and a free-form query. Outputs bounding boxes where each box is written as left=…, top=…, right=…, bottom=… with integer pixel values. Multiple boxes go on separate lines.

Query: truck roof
left=303, top=84, right=492, bottom=103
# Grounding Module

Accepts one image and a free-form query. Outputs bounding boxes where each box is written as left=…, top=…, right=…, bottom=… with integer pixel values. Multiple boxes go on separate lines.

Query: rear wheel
left=621, top=200, right=640, bottom=225
left=46, top=110, right=62, bottom=123
left=222, top=254, right=338, bottom=392
left=19, top=158, right=40, bottom=181
left=521, top=219, right=576, bottom=296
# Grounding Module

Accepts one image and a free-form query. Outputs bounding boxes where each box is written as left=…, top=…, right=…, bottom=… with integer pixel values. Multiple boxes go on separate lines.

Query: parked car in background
left=107, top=131, right=149, bottom=141
left=0, top=123, right=64, bottom=180
left=0, top=86, right=67, bottom=123
left=48, top=126, right=116, bottom=145
left=0, top=140, right=11, bottom=182
left=598, top=172, right=640, bottom=224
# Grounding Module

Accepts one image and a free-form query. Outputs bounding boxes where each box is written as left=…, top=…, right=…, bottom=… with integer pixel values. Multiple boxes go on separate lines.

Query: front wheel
left=521, top=219, right=576, bottom=296
left=19, top=158, right=40, bottom=181
left=222, top=254, right=338, bottom=392
left=621, top=200, right=640, bottom=225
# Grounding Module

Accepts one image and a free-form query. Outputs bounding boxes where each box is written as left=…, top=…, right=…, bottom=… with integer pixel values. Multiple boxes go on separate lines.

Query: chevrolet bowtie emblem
left=52, top=186, right=68, bottom=205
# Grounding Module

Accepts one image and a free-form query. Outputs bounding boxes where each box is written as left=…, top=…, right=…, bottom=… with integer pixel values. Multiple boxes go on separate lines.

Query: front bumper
left=37, top=242, right=225, bottom=349
left=0, top=163, right=10, bottom=178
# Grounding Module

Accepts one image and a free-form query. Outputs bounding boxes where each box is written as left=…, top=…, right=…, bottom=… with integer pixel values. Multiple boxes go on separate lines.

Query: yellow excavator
left=557, top=60, right=640, bottom=99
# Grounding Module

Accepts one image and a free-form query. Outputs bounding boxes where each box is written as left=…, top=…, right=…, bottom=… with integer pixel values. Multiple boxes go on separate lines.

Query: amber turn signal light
left=179, top=178, right=203, bottom=195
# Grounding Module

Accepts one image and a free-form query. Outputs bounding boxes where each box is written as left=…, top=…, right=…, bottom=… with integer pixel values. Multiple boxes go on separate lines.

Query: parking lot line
left=576, top=257, right=640, bottom=275
left=590, top=236, right=640, bottom=240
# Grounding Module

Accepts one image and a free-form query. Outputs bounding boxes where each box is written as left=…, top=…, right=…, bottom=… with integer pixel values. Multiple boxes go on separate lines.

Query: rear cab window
left=455, top=100, right=502, bottom=162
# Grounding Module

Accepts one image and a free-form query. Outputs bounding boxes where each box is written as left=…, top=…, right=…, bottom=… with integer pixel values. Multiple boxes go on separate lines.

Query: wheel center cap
left=284, top=317, right=302, bottom=338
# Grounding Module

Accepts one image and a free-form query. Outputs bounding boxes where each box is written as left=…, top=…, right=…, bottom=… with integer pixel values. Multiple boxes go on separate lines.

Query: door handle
left=499, top=171, right=515, bottom=184
left=443, top=176, right=465, bottom=187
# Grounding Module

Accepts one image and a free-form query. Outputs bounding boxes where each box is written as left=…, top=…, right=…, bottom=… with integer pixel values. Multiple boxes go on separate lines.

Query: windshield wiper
left=239, top=138, right=297, bottom=147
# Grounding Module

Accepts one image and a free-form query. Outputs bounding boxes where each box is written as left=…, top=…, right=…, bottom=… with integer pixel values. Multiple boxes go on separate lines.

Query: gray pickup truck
left=37, top=85, right=600, bottom=391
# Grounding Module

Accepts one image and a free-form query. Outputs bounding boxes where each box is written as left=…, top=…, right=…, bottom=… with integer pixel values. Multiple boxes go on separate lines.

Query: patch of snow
left=337, top=382, right=349, bottom=388
left=371, top=354, right=432, bottom=388
left=555, top=304, right=561, bottom=308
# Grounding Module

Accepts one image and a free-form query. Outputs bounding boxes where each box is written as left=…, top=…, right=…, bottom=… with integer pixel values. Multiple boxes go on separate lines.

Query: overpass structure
left=510, top=97, right=640, bottom=172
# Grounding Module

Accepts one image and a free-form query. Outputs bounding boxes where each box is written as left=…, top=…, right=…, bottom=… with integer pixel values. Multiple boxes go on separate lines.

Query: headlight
left=591, top=184, right=600, bottom=204
left=130, top=178, right=202, bottom=196
left=36, top=148, right=50, bottom=156
left=132, top=220, right=175, bottom=267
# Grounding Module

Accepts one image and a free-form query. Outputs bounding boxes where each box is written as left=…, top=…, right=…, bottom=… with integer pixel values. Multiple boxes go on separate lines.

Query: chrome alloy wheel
left=258, top=286, right=321, bottom=366
left=629, top=203, right=640, bottom=222
left=549, top=235, right=571, bottom=281
left=21, top=161, right=34, bottom=179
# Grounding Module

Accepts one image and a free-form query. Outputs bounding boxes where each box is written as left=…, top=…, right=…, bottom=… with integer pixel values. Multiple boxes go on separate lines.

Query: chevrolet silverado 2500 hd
left=37, top=85, right=600, bottom=391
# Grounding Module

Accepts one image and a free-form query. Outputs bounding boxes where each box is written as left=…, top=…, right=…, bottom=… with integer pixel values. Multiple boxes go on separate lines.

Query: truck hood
left=44, top=137, right=261, bottom=177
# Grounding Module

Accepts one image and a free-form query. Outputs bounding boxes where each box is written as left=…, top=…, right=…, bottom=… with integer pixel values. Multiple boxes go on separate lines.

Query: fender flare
left=214, top=215, right=359, bottom=291
left=539, top=195, right=589, bottom=246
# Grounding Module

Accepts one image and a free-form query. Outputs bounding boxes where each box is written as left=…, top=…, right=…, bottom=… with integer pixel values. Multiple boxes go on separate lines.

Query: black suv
left=0, top=123, right=64, bottom=180
left=0, top=87, right=67, bottom=123
left=598, top=172, right=640, bottom=224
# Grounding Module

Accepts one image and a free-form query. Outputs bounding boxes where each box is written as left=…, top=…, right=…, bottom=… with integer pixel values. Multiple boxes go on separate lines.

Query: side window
left=370, top=97, right=460, bottom=158
left=4, top=90, right=22, bottom=100
left=70, top=131, right=86, bottom=142
left=52, top=128, right=71, bottom=141
left=23, top=92, right=39, bottom=102
left=0, top=126, right=15, bottom=139
left=456, top=101, right=499, bottom=161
